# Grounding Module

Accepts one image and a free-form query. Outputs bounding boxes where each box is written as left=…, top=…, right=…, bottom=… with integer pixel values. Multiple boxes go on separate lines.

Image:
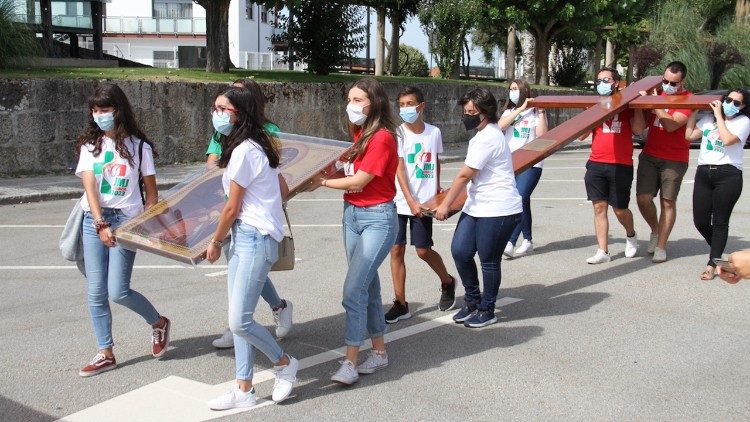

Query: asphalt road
left=0, top=149, right=748, bottom=421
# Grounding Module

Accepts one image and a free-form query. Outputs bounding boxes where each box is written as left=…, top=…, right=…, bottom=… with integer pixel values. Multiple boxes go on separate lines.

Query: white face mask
left=346, top=103, right=368, bottom=125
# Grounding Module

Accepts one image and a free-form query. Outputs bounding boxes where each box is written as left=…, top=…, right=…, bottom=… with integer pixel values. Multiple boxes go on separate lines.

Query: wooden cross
left=421, top=75, right=722, bottom=216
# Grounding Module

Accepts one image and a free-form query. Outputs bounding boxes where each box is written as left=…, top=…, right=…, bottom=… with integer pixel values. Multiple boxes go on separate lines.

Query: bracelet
left=93, top=218, right=111, bottom=233
left=322, top=179, right=327, bottom=187
left=210, top=239, right=223, bottom=247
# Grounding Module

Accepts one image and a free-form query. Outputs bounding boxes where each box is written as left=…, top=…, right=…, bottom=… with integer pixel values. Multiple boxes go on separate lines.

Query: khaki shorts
left=636, top=152, right=688, bottom=201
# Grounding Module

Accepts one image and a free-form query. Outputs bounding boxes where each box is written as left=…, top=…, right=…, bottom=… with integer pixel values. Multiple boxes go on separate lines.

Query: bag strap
left=137, top=138, right=145, bottom=205
left=282, top=205, right=293, bottom=239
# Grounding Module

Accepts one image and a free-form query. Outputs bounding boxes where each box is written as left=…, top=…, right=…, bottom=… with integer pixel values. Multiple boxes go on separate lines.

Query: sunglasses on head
left=595, top=77, right=613, bottom=84
left=724, top=97, right=743, bottom=107
left=662, top=79, right=680, bottom=87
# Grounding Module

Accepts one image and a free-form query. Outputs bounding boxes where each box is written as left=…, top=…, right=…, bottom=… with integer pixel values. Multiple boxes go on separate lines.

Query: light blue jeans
left=222, top=242, right=283, bottom=310
left=82, top=210, right=160, bottom=349
left=342, top=201, right=398, bottom=347
left=227, top=221, right=284, bottom=381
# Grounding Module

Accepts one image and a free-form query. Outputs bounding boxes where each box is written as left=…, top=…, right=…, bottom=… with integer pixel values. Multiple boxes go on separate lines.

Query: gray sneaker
left=273, top=300, right=293, bottom=339
left=212, top=329, right=234, bottom=349
left=331, top=360, right=359, bottom=385
left=357, top=350, right=388, bottom=374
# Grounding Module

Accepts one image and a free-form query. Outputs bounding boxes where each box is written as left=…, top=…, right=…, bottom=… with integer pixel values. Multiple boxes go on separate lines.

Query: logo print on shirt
left=407, top=143, right=434, bottom=179
left=602, top=114, right=622, bottom=134
left=703, top=125, right=724, bottom=153
left=93, top=151, right=129, bottom=196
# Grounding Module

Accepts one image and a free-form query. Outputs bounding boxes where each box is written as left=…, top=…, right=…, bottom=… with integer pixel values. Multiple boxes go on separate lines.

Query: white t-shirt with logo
left=223, top=140, right=284, bottom=242
left=696, top=114, right=750, bottom=170
left=502, top=107, right=543, bottom=168
left=462, top=123, right=523, bottom=217
left=76, top=136, right=155, bottom=218
left=394, top=123, right=443, bottom=215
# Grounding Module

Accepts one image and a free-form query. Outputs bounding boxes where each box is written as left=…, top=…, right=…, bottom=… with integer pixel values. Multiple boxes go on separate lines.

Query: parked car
left=633, top=88, right=750, bottom=149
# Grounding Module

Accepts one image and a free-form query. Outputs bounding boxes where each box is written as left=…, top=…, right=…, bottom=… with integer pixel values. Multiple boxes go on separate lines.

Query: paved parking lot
left=0, top=149, right=748, bottom=421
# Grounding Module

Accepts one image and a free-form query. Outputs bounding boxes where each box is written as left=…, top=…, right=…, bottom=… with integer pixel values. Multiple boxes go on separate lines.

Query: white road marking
left=0, top=265, right=226, bottom=270
left=60, top=297, right=524, bottom=422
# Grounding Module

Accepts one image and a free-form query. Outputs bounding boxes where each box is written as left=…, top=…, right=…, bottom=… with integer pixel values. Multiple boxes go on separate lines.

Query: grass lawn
left=0, top=66, right=579, bottom=91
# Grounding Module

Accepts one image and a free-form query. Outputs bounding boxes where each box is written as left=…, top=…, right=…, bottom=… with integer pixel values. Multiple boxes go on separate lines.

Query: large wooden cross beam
left=421, top=75, right=720, bottom=216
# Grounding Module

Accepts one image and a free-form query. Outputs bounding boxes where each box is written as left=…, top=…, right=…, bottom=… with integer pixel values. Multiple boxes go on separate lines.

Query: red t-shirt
left=643, top=91, right=692, bottom=163
left=343, top=128, right=398, bottom=207
left=590, top=109, right=635, bottom=166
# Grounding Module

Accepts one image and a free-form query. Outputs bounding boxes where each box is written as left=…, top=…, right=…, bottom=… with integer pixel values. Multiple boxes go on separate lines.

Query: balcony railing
left=13, top=13, right=93, bottom=29
left=104, top=16, right=206, bottom=35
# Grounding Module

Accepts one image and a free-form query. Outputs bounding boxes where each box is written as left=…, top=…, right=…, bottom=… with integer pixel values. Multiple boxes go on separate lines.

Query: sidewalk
left=0, top=140, right=592, bottom=205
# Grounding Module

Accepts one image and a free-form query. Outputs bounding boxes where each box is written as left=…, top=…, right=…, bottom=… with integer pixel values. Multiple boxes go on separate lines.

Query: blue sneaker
left=452, top=305, right=477, bottom=323
left=463, top=310, right=497, bottom=328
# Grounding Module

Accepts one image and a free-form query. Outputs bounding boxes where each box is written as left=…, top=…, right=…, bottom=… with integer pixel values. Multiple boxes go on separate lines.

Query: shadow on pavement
left=0, top=395, right=55, bottom=422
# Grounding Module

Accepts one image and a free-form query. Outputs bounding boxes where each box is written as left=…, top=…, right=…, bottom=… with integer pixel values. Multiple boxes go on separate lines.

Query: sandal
left=700, top=268, right=716, bottom=281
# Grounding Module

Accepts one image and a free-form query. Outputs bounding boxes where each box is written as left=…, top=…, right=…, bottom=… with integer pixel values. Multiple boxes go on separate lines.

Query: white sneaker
left=624, top=233, right=638, bottom=258
left=647, top=232, right=658, bottom=254
left=652, top=247, right=667, bottom=263
left=503, top=241, right=515, bottom=258
left=272, top=355, right=298, bottom=403
left=212, top=329, right=234, bottom=349
left=331, top=359, right=359, bottom=385
left=273, top=300, right=293, bottom=339
left=514, top=239, right=534, bottom=256
left=208, top=387, right=256, bottom=410
left=586, top=248, right=611, bottom=264
left=357, top=350, right=388, bottom=374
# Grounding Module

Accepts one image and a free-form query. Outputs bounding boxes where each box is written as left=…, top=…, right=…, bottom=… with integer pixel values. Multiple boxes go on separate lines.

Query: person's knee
left=612, top=207, right=630, bottom=218
left=661, top=198, right=676, bottom=211
left=592, top=201, right=608, bottom=215
left=390, top=244, right=406, bottom=259
left=109, top=286, right=131, bottom=304
left=636, top=194, right=652, bottom=207
left=228, top=312, right=256, bottom=333
left=415, top=247, right=432, bottom=260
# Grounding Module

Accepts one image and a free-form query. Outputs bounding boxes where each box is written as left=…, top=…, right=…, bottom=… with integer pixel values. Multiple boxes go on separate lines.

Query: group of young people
left=582, top=62, right=748, bottom=282
left=71, top=62, right=747, bottom=408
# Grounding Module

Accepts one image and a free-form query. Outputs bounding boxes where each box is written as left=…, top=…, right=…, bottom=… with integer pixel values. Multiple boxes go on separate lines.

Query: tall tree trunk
left=201, top=0, right=231, bottom=73
left=462, top=38, right=471, bottom=78
left=591, top=37, right=602, bottom=74
left=505, top=25, right=516, bottom=80
left=533, top=32, right=549, bottom=85
left=519, top=30, right=535, bottom=83
left=626, top=45, right=636, bottom=84
left=389, top=7, right=402, bottom=75
left=375, top=6, right=386, bottom=76
left=605, top=38, right=615, bottom=68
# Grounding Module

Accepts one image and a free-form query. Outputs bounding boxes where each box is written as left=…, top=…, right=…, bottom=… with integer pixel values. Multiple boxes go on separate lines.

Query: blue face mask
left=596, top=82, right=614, bottom=96
left=509, top=90, right=520, bottom=105
left=212, top=111, right=234, bottom=136
left=399, top=106, right=420, bottom=124
left=93, top=112, right=115, bottom=131
left=723, top=101, right=740, bottom=117
left=662, top=83, right=679, bottom=95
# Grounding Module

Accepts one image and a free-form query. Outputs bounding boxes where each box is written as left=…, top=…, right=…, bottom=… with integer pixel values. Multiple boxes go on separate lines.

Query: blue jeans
left=509, top=167, right=542, bottom=245
left=82, top=210, right=160, bottom=349
left=222, top=242, right=283, bottom=310
left=342, top=202, right=397, bottom=347
left=227, top=221, right=284, bottom=381
left=451, top=212, right=521, bottom=313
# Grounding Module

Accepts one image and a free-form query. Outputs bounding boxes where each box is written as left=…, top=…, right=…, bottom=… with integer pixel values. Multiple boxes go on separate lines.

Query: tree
left=419, top=0, right=483, bottom=79
left=193, top=0, right=231, bottom=73
left=385, top=43, right=429, bottom=77
left=0, top=0, right=41, bottom=67
left=272, top=1, right=366, bottom=75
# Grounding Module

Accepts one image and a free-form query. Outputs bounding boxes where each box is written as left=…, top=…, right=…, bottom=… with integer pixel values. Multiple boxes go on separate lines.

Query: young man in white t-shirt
left=385, top=87, right=456, bottom=324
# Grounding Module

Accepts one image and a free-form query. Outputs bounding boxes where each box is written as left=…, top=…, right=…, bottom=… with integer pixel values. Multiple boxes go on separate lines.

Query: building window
left=245, top=1, right=254, bottom=20
left=260, top=5, right=267, bottom=23
left=153, top=50, right=176, bottom=68
left=153, top=0, right=193, bottom=19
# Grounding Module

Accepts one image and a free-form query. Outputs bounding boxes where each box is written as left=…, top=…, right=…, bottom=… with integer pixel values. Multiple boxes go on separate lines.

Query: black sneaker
left=438, top=277, right=457, bottom=311
left=384, top=300, right=411, bottom=324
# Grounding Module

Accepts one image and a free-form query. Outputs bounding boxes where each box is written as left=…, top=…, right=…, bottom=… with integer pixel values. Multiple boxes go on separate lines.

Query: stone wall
left=0, top=78, right=583, bottom=176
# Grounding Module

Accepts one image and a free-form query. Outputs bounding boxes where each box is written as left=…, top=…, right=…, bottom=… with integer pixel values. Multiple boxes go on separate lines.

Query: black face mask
left=462, top=114, right=482, bottom=131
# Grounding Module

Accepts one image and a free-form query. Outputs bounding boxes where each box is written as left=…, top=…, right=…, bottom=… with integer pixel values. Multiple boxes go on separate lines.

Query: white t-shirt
left=502, top=107, right=543, bottom=168
left=696, top=114, right=750, bottom=170
left=75, top=136, right=155, bottom=218
left=222, top=140, right=284, bottom=242
left=394, top=123, right=444, bottom=215
left=462, top=123, right=523, bottom=217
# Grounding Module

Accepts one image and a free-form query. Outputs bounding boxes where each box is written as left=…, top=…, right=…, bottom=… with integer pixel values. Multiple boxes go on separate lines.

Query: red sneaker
left=79, top=353, right=117, bottom=377
left=151, top=317, right=171, bottom=358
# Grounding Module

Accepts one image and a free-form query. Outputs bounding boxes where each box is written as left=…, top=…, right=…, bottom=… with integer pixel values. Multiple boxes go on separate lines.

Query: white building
left=99, top=0, right=283, bottom=69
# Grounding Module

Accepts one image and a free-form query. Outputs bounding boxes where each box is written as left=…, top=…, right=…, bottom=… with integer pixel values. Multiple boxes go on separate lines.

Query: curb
left=0, top=181, right=181, bottom=206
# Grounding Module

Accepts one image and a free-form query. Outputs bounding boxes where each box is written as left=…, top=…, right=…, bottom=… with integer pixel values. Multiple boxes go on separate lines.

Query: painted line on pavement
left=0, top=265, right=227, bottom=270
left=60, top=296, right=523, bottom=421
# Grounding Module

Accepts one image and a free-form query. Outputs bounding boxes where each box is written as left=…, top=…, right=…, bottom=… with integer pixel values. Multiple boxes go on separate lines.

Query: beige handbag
left=271, top=207, right=295, bottom=271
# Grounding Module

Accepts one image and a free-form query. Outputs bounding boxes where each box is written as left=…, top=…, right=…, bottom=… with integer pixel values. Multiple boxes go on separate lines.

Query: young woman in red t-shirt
left=319, top=78, right=399, bottom=385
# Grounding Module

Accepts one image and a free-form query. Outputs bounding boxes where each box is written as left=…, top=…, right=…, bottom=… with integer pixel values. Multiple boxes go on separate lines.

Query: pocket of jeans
left=265, top=237, right=279, bottom=265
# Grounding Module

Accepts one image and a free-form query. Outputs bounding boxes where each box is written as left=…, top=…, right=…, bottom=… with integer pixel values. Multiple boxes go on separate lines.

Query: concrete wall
left=0, top=78, right=582, bottom=176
